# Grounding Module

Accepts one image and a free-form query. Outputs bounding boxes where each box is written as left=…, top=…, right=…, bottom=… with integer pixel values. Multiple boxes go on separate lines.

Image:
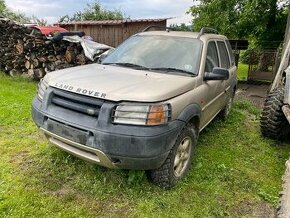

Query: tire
left=148, top=123, right=197, bottom=189
left=219, top=90, right=234, bottom=120
left=260, top=88, right=290, bottom=140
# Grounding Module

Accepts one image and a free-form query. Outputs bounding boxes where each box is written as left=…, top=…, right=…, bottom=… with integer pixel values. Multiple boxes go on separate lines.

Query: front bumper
left=32, top=93, right=184, bottom=170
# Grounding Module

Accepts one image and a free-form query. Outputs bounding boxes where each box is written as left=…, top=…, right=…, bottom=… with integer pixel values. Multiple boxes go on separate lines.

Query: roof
left=56, top=18, right=168, bottom=26
left=32, top=26, right=68, bottom=36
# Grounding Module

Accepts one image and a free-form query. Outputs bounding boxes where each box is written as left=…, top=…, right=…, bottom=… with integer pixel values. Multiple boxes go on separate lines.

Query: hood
left=45, top=64, right=196, bottom=102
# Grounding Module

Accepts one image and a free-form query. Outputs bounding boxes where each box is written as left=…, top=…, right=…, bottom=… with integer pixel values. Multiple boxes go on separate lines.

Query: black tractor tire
left=148, top=123, right=197, bottom=189
left=260, top=87, right=290, bottom=140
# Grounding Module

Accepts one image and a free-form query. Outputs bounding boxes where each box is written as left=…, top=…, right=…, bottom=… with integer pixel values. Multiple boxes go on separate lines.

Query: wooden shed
left=56, top=18, right=167, bottom=47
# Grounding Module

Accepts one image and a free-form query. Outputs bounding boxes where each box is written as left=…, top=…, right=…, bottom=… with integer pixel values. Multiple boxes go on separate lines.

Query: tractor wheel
left=260, top=87, right=290, bottom=140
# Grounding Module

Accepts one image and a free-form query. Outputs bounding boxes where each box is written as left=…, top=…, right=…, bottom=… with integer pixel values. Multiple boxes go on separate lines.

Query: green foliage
left=0, top=0, right=30, bottom=23
left=0, top=0, right=5, bottom=12
left=237, top=63, right=249, bottom=80
left=59, top=1, right=125, bottom=22
left=170, top=23, right=192, bottom=32
left=189, top=0, right=288, bottom=49
left=127, top=171, right=146, bottom=186
left=240, top=50, right=250, bottom=64
left=32, top=15, right=48, bottom=26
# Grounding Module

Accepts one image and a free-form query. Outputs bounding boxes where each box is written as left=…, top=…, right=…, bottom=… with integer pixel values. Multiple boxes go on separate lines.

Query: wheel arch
left=177, top=104, right=201, bottom=131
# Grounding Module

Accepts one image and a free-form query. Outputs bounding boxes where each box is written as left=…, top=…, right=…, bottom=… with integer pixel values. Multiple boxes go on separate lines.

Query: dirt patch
left=231, top=201, right=275, bottom=218
left=9, top=150, right=34, bottom=171
left=236, top=83, right=270, bottom=108
left=44, top=184, right=75, bottom=197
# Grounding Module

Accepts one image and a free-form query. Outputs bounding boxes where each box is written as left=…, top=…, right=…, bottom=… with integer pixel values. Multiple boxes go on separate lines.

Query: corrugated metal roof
left=56, top=18, right=168, bottom=26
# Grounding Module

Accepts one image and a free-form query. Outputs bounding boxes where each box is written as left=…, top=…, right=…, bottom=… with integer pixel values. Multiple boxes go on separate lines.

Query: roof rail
left=143, top=25, right=172, bottom=32
left=198, top=27, right=219, bottom=38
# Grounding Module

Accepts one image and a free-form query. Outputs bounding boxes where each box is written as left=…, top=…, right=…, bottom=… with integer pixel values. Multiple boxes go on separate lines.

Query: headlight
left=113, top=104, right=171, bottom=126
left=37, top=78, right=49, bottom=101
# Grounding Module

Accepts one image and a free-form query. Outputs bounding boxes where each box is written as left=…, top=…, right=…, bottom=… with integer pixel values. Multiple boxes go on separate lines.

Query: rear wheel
left=260, top=88, right=290, bottom=140
left=148, top=123, right=196, bottom=189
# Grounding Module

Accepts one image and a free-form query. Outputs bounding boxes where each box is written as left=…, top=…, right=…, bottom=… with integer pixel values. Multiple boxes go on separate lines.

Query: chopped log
left=9, top=69, right=21, bottom=77
left=65, top=50, right=76, bottom=63
left=47, top=55, right=56, bottom=62
left=45, top=62, right=55, bottom=73
left=0, top=18, right=99, bottom=80
left=27, top=69, right=35, bottom=78
left=25, top=60, right=31, bottom=69
left=32, top=58, right=40, bottom=68
left=38, top=57, right=47, bottom=63
left=15, top=40, right=24, bottom=55
left=33, top=68, right=45, bottom=79
left=76, top=53, right=86, bottom=65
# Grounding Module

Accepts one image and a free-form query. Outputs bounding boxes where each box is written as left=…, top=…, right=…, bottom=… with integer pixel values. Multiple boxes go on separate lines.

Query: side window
left=205, top=41, right=219, bottom=72
left=225, top=40, right=235, bottom=66
left=217, top=41, right=230, bottom=69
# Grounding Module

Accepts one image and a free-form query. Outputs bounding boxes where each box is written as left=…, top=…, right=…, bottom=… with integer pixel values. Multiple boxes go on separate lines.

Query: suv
left=32, top=28, right=237, bottom=188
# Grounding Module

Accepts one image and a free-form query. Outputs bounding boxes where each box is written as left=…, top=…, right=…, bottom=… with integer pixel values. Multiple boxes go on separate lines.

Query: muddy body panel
left=32, top=92, right=184, bottom=170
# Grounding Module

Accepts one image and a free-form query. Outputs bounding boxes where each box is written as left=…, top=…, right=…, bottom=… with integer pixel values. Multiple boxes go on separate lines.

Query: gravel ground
left=236, top=83, right=269, bottom=108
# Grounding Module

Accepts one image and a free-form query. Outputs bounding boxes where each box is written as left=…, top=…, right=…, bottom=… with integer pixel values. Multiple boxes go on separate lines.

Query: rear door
left=216, top=40, right=232, bottom=106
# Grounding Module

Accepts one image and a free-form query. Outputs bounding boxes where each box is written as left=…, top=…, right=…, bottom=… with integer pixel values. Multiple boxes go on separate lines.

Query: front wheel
left=148, top=123, right=197, bottom=189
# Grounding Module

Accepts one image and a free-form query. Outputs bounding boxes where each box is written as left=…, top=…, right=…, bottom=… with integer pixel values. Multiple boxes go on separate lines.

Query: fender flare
left=176, top=104, right=201, bottom=126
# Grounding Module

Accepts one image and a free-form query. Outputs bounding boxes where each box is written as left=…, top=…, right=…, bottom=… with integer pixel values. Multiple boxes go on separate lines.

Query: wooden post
left=272, top=4, right=290, bottom=83
left=282, top=4, right=290, bottom=57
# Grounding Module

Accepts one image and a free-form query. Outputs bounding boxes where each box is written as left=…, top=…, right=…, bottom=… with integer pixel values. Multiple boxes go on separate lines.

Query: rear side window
left=225, top=40, right=235, bottom=66
left=205, top=41, right=219, bottom=72
left=217, top=41, right=230, bottom=69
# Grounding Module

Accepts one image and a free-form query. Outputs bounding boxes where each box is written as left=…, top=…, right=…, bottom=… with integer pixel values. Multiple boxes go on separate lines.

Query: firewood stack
left=0, top=18, right=95, bottom=79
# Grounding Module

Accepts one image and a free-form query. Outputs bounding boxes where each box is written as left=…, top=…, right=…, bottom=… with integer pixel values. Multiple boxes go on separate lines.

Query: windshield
left=103, top=35, right=202, bottom=75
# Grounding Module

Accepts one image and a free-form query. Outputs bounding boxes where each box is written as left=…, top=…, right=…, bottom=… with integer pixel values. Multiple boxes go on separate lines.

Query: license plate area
left=46, top=119, right=89, bottom=145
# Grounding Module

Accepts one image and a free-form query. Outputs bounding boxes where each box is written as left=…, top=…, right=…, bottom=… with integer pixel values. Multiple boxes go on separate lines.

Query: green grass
left=237, top=63, right=249, bottom=81
left=1, top=73, right=290, bottom=217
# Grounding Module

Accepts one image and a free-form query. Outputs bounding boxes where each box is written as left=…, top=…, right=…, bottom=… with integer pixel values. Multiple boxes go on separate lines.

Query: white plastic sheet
left=62, top=35, right=112, bottom=61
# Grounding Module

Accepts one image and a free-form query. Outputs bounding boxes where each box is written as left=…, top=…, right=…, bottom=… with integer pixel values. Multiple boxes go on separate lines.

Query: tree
left=0, top=0, right=30, bottom=23
left=0, top=0, right=5, bottom=13
left=32, top=15, right=48, bottom=26
left=170, top=23, right=192, bottom=32
left=59, top=1, right=125, bottom=22
left=189, top=0, right=288, bottom=49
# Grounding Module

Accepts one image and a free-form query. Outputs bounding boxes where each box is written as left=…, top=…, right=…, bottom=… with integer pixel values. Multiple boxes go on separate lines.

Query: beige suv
left=32, top=27, right=237, bottom=188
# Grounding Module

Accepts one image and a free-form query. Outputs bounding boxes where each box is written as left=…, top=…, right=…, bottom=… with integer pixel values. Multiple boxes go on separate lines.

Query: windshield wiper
left=103, top=62, right=149, bottom=70
left=149, top=67, right=196, bottom=76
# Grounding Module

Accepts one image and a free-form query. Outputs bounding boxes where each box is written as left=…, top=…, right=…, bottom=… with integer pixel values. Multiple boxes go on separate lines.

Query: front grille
left=51, top=88, right=104, bottom=117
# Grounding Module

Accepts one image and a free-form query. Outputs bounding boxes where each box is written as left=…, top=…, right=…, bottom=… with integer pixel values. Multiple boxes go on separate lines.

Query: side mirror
left=204, top=68, right=229, bottom=81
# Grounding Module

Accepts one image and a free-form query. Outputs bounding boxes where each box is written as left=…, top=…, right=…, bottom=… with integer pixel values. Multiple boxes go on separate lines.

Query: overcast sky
left=5, top=0, right=194, bottom=25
